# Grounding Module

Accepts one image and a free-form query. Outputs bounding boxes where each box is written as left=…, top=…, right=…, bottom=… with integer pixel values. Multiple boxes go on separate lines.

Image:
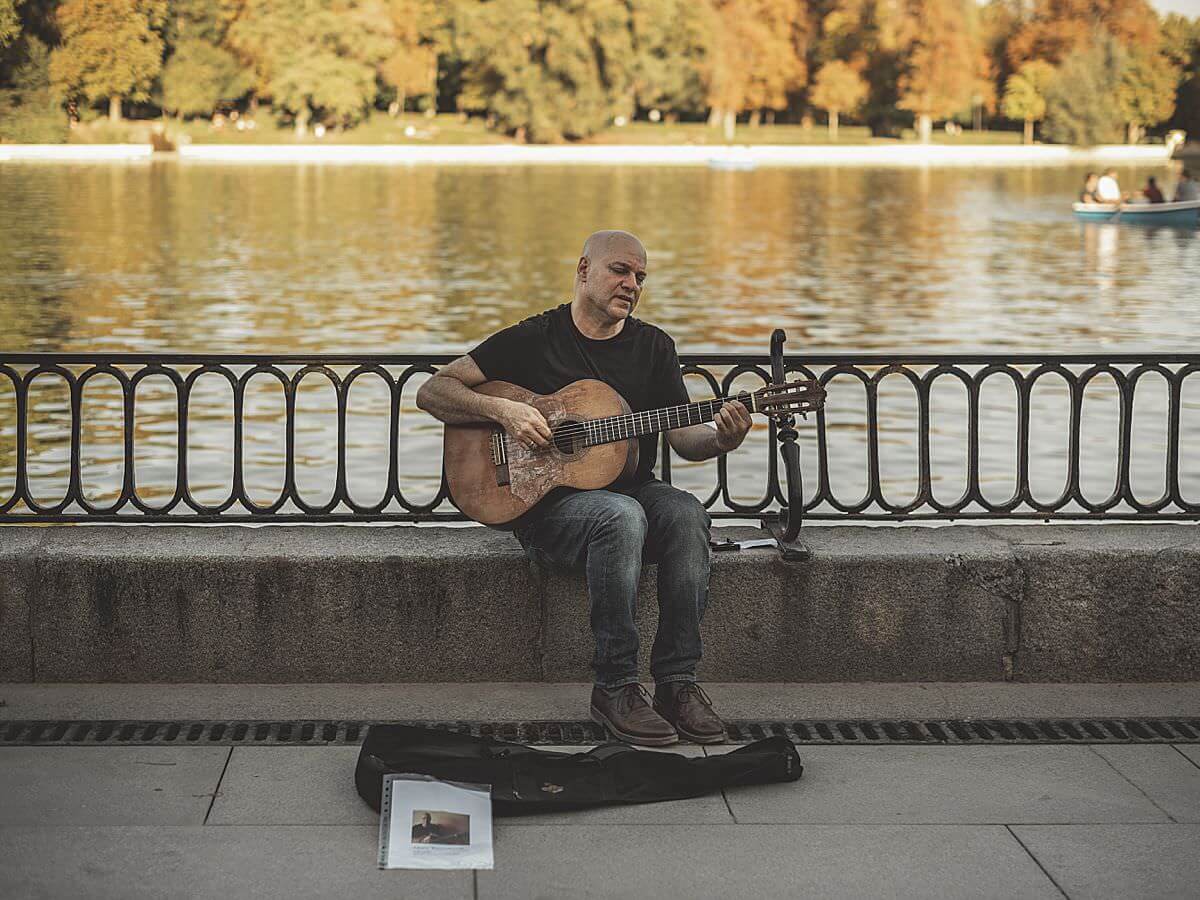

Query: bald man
left=416, top=230, right=751, bottom=746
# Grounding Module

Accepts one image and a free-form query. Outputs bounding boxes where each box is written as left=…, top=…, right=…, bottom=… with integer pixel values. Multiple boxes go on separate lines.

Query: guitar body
left=442, top=379, right=639, bottom=527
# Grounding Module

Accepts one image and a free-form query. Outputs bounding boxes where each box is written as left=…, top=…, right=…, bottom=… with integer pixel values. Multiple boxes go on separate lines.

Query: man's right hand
left=497, top=399, right=553, bottom=450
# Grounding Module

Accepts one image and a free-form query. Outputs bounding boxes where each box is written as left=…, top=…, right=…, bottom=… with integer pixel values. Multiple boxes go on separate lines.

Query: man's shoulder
left=626, top=315, right=677, bottom=350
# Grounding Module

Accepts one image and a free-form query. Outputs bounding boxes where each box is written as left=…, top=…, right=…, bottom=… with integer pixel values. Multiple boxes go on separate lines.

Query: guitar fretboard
left=582, top=392, right=754, bottom=447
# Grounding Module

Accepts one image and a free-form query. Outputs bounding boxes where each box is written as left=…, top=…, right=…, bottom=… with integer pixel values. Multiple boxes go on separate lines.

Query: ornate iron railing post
left=762, top=329, right=811, bottom=560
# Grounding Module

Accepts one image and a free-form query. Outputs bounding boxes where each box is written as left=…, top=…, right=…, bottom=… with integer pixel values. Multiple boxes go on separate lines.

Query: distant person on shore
left=1095, top=169, right=1122, bottom=203
left=1142, top=177, right=1164, bottom=203
left=1174, top=169, right=1199, bottom=202
left=1079, top=173, right=1100, bottom=203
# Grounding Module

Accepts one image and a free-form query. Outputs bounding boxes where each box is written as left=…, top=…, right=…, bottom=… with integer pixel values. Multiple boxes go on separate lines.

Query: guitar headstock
left=753, top=377, right=826, bottom=419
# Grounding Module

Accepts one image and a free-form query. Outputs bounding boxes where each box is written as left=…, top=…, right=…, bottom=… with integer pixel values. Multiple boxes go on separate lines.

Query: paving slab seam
left=1004, top=824, right=1070, bottom=899
left=202, top=748, right=233, bottom=826
left=1086, top=744, right=1179, bottom=824
left=1172, top=744, right=1200, bottom=772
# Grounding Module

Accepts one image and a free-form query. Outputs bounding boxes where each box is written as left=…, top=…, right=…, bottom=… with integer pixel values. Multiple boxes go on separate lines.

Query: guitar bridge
left=490, top=430, right=510, bottom=486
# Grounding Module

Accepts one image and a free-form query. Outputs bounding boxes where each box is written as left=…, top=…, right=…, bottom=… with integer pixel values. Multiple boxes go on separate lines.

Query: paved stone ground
left=1, top=684, right=1198, bottom=899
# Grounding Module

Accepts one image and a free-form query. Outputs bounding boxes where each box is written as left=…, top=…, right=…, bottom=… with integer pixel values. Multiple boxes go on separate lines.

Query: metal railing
left=2, top=349, right=1199, bottom=525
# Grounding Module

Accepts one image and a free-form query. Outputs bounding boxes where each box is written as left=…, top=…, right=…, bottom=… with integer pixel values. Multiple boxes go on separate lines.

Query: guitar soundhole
left=552, top=420, right=585, bottom=456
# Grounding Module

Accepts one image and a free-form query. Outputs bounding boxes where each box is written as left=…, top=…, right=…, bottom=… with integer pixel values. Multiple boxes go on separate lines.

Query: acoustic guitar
left=443, top=377, right=825, bottom=527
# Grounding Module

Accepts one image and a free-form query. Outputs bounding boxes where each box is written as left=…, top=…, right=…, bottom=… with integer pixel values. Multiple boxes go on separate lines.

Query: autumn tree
left=50, top=0, right=168, bottom=121
left=706, top=0, right=807, bottom=139
left=379, top=0, right=444, bottom=116
left=227, top=0, right=392, bottom=135
left=1002, top=59, right=1054, bottom=143
left=453, top=0, right=635, bottom=143
left=896, top=0, right=978, bottom=142
left=1042, top=32, right=1126, bottom=145
left=810, top=59, right=867, bottom=139
left=1006, top=0, right=1161, bottom=69
left=815, top=0, right=911, bottom=136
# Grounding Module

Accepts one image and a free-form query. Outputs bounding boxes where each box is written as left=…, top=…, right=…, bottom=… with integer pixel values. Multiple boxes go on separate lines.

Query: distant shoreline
left=0, top=143, right=1175, bottom=166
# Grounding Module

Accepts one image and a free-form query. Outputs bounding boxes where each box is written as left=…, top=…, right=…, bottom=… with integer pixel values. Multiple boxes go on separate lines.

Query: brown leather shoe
left=590, top=683, right=679, bottom=747
left=653, top=681, right=726, bottom=744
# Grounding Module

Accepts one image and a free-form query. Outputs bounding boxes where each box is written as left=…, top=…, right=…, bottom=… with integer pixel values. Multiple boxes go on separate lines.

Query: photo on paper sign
left=411, top=810, right=470, bottom=846
left=378, top=774, right=493, bottom=870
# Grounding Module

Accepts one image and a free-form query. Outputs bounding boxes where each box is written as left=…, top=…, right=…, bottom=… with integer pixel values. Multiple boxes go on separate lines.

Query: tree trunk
left=708, top=107, right=722, bottom=128
left=973, top=104, right=982, bottom=132
left=109, top=96, right=121, bottom=122
left=294, top=105, right=310, bottom=138
left=917, top=113, right=932, bottom=143
left=1127, top=121, right=1140, bottom=144
left=748, top=109, right=761, bottom=128
left=830, top=110, right=839, bottom=142
left=765, top=110, right=775, bottom=125
left=1023, top=118, right=1033, bottom=145
left=723, top=110, right=736, bottom=142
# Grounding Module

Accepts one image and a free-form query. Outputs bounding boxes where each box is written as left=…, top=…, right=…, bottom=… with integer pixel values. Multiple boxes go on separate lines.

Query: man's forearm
left=668, top=424, right=726, bottom=462
left=415, top=375, right=510, bottom=425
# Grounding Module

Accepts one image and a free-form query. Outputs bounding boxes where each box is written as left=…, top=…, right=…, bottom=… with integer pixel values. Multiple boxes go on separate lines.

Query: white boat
left=1072, top=199, right=1200, bottom=226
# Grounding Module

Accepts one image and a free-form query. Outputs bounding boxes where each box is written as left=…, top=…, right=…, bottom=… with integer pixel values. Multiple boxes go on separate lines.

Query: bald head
left=573, top=229, right=648, bottom=333
left=580, top=230, right=646, bottom=262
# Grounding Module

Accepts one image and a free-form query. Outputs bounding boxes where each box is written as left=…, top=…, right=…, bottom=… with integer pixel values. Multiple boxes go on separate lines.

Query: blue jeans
left=513, top=479, right=712, bottom=689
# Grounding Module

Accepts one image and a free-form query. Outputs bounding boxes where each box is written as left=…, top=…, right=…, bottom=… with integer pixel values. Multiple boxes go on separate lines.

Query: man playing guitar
left=416, top=230, right=752, bottom=746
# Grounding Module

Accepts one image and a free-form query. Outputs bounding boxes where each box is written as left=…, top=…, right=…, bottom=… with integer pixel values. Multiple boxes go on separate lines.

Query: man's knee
left=658, top=489, right=711, bottom=533
left=595, top=494, right=649, bottom=543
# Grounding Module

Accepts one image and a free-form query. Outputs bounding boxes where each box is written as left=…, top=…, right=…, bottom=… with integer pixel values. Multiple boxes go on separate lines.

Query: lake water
left=1, top=161, right=1198, bottom=517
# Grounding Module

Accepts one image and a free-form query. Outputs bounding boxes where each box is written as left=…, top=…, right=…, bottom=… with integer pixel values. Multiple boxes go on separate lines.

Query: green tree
left=809, top=59, right=867, bottom=139
left=454, top=0, right=635, bottom=143
left=1043, top=32, right=1126, bottom=145
left=0, top=0, right=20, bottom=49
left=49, top=0, right=167, bottom=122
left=227, top=0, right=392, bottom=134
left=161, top=38, right=251, bottom=117
left=1001, top=59, right=1054, bottom=143
left=1116, top=47, right=1179, bottom=143
left=896, top=0, right=978, bottom=142
left=0, top=36, right=68, bottom=142
left=628, top=0, right=715, bottom=120
left=1162, top=13, right=1200, bottom=140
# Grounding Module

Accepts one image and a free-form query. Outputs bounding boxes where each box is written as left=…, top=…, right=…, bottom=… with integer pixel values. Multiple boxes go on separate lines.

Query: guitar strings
left=505, top=388, right=811, bottom=450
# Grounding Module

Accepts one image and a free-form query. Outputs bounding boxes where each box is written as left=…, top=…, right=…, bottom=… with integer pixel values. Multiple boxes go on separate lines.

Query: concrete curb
left=0, top=523, right=1196, bottom=683
left=0, top=143, right=1174, bottom=166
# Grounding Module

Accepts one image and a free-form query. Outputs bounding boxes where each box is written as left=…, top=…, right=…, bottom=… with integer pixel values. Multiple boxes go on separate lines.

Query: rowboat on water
left=1072, top=199, right=1200, bottom=226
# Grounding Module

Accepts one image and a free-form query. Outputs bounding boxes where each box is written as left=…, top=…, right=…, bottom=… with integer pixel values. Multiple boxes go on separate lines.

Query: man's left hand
left=714, top=400, right=752, bottom=452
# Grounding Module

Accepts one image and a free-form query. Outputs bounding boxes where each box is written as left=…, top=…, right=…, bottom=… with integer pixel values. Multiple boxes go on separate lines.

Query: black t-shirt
left=468, top=302, right=689, bottom=484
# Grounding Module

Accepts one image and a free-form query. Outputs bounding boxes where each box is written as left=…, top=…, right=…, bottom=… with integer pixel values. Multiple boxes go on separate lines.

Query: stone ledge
left=0, top=523, right=1196, bottom=683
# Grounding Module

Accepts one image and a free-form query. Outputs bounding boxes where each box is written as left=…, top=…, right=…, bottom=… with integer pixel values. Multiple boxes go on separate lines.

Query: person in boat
left=1095, top=169, right=1122, bottom=203
left=1174, top=169, right=1199, bottom=202
left=1142, top=177, right=1165, bottom=203
left=415, top=230, right=750, bottom=747
left=1079, top=173, right=1100, bottom=203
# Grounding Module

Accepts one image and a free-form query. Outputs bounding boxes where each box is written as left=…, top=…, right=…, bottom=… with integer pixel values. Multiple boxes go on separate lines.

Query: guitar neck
left=583, top=392, right=755, bottom=447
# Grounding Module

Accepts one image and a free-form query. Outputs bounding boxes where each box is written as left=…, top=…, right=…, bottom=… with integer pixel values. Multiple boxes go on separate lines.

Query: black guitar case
left=355, top=724, right=802, bottom=816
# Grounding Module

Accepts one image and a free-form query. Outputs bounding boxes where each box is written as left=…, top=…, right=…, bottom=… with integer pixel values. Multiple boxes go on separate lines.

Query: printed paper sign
left=378, top=773, right=494, bottom=870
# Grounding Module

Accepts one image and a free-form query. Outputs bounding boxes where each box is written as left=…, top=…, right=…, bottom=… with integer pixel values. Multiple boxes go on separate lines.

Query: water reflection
left=0, top=162, right=1197, bottom=512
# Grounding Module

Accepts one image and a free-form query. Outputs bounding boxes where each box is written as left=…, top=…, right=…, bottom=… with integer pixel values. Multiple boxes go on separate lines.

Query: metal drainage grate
left=1, top=718, right=1198, bottom=747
